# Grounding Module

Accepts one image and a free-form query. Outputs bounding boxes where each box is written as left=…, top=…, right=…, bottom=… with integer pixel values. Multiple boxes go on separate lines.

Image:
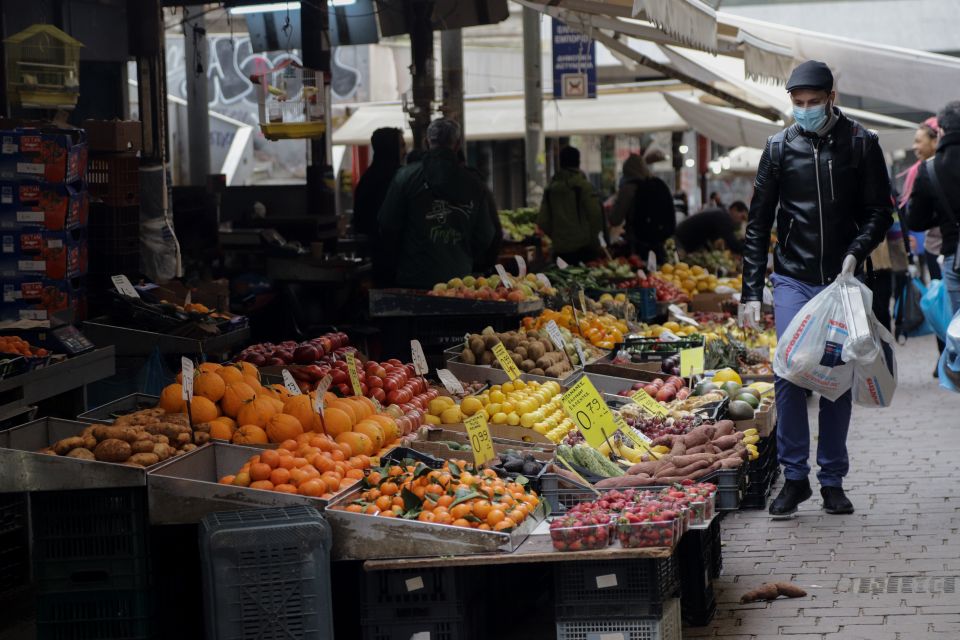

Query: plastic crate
left=36, top=588, right=154, bottom=640
left=554, top=557, right=679, bottom=620
left=380, top=447, right=444, bottom=470
left=363, top=566, right=470, bottom=622
left=556, top=597, right=682, bottom=640
left=362, top=617, right=466, bottom=640
left=87, top=153, right=140, bottom=207
left=681, top=583, right=717, bottom=627
left=200, top=505, right=334, bottom=640
left=0, top=492, right=27, bottom=537
left=677, top=520, right=720, bottom=619
left=705, top=468, right=746, bottom=511
left=0, top=528, right=30, bottom=595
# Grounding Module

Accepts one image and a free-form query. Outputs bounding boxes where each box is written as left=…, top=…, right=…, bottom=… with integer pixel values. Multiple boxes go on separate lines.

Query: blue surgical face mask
left=793, top=103, right=829, bottom=132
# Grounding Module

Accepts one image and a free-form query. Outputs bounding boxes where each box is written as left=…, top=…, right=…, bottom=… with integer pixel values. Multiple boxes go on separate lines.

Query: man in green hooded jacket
left=378, top=119, right=497, bottom=289
left=538, top=146, right=603, bottom=265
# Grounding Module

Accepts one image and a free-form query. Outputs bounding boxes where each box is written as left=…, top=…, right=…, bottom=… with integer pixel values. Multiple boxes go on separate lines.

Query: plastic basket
left=362, top=617, right=467, bottom=640
left=363, top=567, right=470, bottom=622
left=0, top=528, right=30, bottom=595
left=200, top=505, right=334, bottom=640
left=554, top=557, right=679, bottom=620
left=88, top=203, right=140, bottom=256
left=36, top=588, right=154, bottom=640
left=0, top=492, right=27, bottom=537
left=681, top=583, right=716, bottom=627
left=87, top=153, right=140, bottom=207
left=556, top=597, right=681, bottom=640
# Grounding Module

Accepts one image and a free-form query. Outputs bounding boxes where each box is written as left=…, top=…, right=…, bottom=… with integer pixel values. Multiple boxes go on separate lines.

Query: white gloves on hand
left=738, top=301, right=762, bottom=329
left=841, top=254, right=857, bottom=277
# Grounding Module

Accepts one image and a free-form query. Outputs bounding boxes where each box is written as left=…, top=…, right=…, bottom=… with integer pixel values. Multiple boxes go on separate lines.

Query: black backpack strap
left=769, top=129, right=786, bottom=176
left=850, top=123, right=866, bottom=170
left=925, top=156, right=956, bottom=220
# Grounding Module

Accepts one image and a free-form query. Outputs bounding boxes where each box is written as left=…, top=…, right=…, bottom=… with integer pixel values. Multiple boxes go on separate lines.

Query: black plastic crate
left=362, top=617, right=466, bottom=640
left=556, top=598, right=682, bottom=640
left=36, top=587, right=154, bottom=640
left=706, top=468, right=746, bottom=511
left=363, top=566, right=471, bottom=622
left=200, top=505, right=333, bottom=640
left=380, top=447, right=444, bottom=469
left=0, top=528, right=30, bottom=595
left=0, top=492, right=27, bottom=537
left=31, top=488, right=149, bottom=565
left=554, top=557, right=680, bottom=620
left=678, top=523, right=719, bottom=627
left=681, top=583, right=717, bottom=627
left=88, top=153, right=140, bottom=207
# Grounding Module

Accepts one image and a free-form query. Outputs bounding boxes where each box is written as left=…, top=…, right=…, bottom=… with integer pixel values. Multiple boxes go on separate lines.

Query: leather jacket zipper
left=828, top=159, right=835, bottom=201
left=812, top=139, right=825, bottom=283
left=782, top=218, right=794, bottom=248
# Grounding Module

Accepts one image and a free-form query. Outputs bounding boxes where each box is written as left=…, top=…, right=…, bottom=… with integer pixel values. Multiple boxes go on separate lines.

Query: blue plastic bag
left=895, top=277, right=933, bottom=339
left=921, top=279, right=954, bottom=340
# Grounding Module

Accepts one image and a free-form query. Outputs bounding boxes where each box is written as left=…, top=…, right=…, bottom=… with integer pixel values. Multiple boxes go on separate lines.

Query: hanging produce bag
left=852, top=319, right=898, bottom=408
left=920, top=279, right=954, bottom=340
left=939, top=310, right=960, bottom=393
left=894, top=277, right=931, bottom=341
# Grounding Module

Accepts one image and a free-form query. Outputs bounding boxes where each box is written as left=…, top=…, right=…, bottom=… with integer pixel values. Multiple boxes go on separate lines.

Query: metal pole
left=440, top=29, right=464, bottom=135
left=183, top=6, right=210, bottom=186
left=522, top=7, right=546, bottom=207
left=408, top=0, right=435, bottom=151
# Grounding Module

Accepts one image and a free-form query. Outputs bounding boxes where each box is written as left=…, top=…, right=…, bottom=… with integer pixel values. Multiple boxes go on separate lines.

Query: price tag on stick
left=556, top=256, right=569, bottom=269
left=630, top=388, right=669, bottom=417
left=561, top=376, right=620, bottom=450
left=314, top=374, right=332, bottom=419
left=281, top=369, right=302, bottom=396
left=578, top=289, right=588, bottom=315
left=464, top=412, right=495, bottom=467
left=515, top=255, right=527, bottom=278
left=111, top=275, right=140, bottom=298
left=495, top=264, right=512, bottom=288
left=492, top=342, right=522, bottom=380
left=410, top=340, right=429, bottom=375
left=537, top=273, right=552, bottom=289
left=437, top=369, right=465, bottom=395
left=680, top=346, right=705, bottom=378
left=545, top=320, right=566, bottom=352
left=621, top=425, right=653, bottom=449
left=345, top=352, right=363, bottom=397
left=180, top=357, right=195, bottom=427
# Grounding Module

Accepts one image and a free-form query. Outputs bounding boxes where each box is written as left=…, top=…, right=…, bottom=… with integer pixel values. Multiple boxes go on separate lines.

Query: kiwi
left=480, top=350, right=494, bottom=366
left=461, top=347, right=476, bottom=364
left=535, top=356, right=552, bottom=370
left=482, top=334, right=499, bottom=350
left=510, top=352, right=523, bottom=367
left=469, top=336, right=485, bottom=356
left=521, top=359, right=536, bottom=372
left=515, top=346, right=528, bottom=360
left=540, top=339, right=554, bottom=353
left=526, top=330, right=541, bottom=341
left=530, top=368, right=545, bottom=376
left=527, top=342, right=545, bottom=361
left=503, top=335, right=520, bottom=350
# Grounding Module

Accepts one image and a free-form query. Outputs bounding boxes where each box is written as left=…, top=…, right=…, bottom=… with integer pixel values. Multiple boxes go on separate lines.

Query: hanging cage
left=4, top=24, right=82, bottom=110
left=254, top=60, right=326, bottom=141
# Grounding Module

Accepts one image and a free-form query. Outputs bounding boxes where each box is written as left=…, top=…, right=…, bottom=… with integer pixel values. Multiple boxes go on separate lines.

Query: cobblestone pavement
left=684, top=336, right=960, bottom=639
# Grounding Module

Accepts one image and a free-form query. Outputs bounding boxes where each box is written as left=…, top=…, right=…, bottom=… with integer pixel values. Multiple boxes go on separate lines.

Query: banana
left=741, top=428, right=758, bottom=437
left=742, top=435, right=759, bottom=445
left=652, top=445, right=671, bottom=454
left=598, top=441, right=613, bottom=457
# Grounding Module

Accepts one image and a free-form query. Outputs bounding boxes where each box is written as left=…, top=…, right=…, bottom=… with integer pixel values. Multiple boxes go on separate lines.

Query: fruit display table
left=0, top=347, right=115, bottom=421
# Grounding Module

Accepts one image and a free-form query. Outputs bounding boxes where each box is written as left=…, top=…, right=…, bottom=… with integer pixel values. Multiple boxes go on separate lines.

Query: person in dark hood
left=609, top=153, right=675, bottom=262
left=538, top=146, right=603, bottom=265
left=378, top=118, right=496, bottom=289
left=353, top=127, right=405, bottom=238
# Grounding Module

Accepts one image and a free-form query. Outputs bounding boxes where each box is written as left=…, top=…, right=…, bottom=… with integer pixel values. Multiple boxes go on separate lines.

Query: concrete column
left=440, top=28, right=464, bottom=135
left=183, top=6, right=209, bottom=185
left=522, top=7, right=545, bottom=207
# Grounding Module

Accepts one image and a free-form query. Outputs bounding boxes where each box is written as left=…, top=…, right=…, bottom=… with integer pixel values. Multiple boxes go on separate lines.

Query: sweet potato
left=774, top=582, right=807, bottom=598
left=653, top=464, right=678, bottom=478
left=650, top=434, right=677, bottom=448
left=627, top=461, right=662, bottom=476
left=739, top=583, right=781, bottom=603
left=669, top=440, right=687, bottom=456
left=681, top=429, right=710, bottom=448
left=713, top=420, right=736, bottom=436
left=712, top=434, right=743, bottom=451
left=671, top=459, right=711, bottom=478
left=685, top=445, right=709, bottom=454
left=700, top=425, right=717, bottom=441
left=52, top=437, right=86, bottom=456
left=669, top=453, right=716, bottom=468
left=94, top=439, right=132, bottom=463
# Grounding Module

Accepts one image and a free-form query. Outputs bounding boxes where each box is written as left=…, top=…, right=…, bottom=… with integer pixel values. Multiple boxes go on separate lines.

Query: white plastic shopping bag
left=852, top=320, right=898, bottom=408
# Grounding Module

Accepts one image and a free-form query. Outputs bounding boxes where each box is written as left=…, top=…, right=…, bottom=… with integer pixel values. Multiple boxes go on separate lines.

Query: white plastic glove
left=738, top=301, right=762, bottom=329
left=841, top=254, right=857, bottom=278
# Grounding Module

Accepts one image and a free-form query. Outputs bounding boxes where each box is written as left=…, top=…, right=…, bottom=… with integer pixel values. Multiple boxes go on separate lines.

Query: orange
left=327, top=400, right=357, bottom=425
left=232, top=425, right=269, bottom=445
left=221, top=382, right=257, bottom=418
left=368, top=414, right=400, bottom=443
left=259, top=449, right=280, bottom=468
left=311, top=454, right=335, bottom=473
left=451, top=518, right=472, bottom=528
left=486, top=509, right=506, bottom=526
left=270, top=467, right=291, bottom=486
left=336, top=431, right=372, bottom=457
left=217, top=365, right=245, bottom=385
left=219, top=475, right=235, bottom=485
left=237, top=397, right=278, bottom=428
left=290, top=468, right=311, bottom=486
left=250, top=462, right=272, bottom=482
left=249, top=480, right=274, bottom=491
left=159, top=383, right=187, bottom=413
left=321, top=407, right=353, bottom=437
left=266, top=413, right=304, bottom=443
left=243, top=375, right=264, bottom=393
left=208, top=419, right=235, bottom=441
left=299, top=479, right=324, bottom=497
left=232, top=471, right=251, bottom=487
left=450, top=503, right=472, bottom=520
left=236, top=361, right=260, bottom=380
left=274, top=484, right=298, bottom=494
left=352, top=420, right=384, bottom=450
left=347, top=396, right=374, bottom=419
left=494, top=518, right=516, bottom=531
left=472, top=500, right=492, bottom=519
left=283, top=394, right=320, bottom=432
left=198, top=362, right=223, bottom=374
left=320, top=473, right=341, bottom=492
left=189, top=396, right=219, bottom=423
left=194, top=372, right=226, bottom=402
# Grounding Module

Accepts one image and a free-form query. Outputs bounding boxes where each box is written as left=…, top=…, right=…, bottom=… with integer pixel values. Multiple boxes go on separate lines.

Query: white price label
left=556, top=256, right=569, bottom=269
left=659, top=329, right=681, bottom=342
left=410, top=339, right=428, bottom=375
left=436, top=369, right=465, bottom=395
left=495, top=263, right=512, bottom=288
left=184, top=290, right=192, bottom=306
left=668, top=304, right=700, bottom=327
left=181, top=358, right=194, bottom=400
left=111, top=275, right=139, bottom=298
left=405, top=576, right=424, bottom=592
left=647, top=250, right=657, bottom=272
left=545, top=320, right=566, bottom=352
left=598, top=231, right=607, bottom=248
left=537, top=273, right=552, bottom=289
left=514, top=255, right=527, bottom=278
left=595, top=574, right=618, bottom=589
left=574, top=340, right=587, bottom=367
left=578, top=290, right=588, bottom=315
left=281, top=369, right=302, bottom=395
left=637, top=269, right=647, bottom=280
left=314, top=374, right=332, bottom=416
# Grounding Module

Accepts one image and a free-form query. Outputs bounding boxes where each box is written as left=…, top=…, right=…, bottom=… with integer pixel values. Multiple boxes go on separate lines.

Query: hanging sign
left=552, top=18, right=597, bottom=99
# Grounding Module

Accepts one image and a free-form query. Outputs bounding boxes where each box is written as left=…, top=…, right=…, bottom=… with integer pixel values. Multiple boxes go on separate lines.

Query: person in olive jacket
left=538, top=146, right=603, bottom=265
left=377, top=119, right=496, bottom=289
left=738, top=60, right=893, bottom=518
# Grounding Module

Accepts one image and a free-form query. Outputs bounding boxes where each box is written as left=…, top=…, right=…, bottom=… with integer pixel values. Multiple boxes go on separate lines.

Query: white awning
left=332, top=90, right=688, bottom=146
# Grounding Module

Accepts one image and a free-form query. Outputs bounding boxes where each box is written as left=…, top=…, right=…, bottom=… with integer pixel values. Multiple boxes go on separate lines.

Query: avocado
left=721, top=381, right=742, bottom=397
left=735, top=393, right=760, bottom=409
left=693, top=381, right=718, bottom=396
left=740, top=387, right=762, bottom=400
left=728, top=400, right=755, bottom=421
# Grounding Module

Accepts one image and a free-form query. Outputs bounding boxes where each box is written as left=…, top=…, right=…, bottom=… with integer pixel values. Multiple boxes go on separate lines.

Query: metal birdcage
left=5, top=24, right=82, bottom=110
left=254, top=60, right=326, bottom=141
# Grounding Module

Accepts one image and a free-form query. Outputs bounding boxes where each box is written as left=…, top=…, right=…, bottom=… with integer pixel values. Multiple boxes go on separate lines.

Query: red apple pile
left=237, top=332, right=352, bottom=367
left=618, top=376, right=689, bottom=403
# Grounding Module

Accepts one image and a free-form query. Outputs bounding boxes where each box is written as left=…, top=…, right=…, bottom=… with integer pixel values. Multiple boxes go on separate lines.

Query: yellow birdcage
left=254, top=60, right=326, bottom=141
left=5, top=24, right=82, bottom=110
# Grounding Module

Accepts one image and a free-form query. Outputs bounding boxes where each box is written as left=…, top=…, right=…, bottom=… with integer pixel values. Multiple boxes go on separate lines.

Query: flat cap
left=785, top=60, right=834, bottom=92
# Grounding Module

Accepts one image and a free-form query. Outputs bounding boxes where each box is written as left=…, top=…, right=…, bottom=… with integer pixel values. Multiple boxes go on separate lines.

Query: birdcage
left=5, top=24, right=82, bottom=110
left=254, top=60, right=326, bottom=140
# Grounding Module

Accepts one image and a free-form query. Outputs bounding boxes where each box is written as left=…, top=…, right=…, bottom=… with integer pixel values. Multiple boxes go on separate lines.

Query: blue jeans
left=771, top=273, right=852, bottom=488
left=943, top=255, right=960, bottom=315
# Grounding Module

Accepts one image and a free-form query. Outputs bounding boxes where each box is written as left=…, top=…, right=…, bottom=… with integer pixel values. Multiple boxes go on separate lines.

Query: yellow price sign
left=492, top=342, right=522, bottom=380
left=631, top=389, right=669, bottom=417
left=561, top=375, right=620, bottom=450
left=464, top=412, right=495, bottom=467
left=345, top=352, right=363, bottom=397
left=680, top=346, right=705, bottom=377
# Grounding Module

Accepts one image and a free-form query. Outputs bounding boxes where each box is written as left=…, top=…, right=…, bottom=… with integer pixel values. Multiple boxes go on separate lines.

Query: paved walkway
left=685, top=336, right=960, bottom=639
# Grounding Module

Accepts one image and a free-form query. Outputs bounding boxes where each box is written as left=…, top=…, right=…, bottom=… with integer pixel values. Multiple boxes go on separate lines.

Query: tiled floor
left=685, top=336, right=960, bottom=639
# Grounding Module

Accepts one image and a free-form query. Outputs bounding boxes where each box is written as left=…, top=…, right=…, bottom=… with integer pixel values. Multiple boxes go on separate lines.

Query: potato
left=38, top=448, right=57, bottom=455
left=131, top=440, right=155, bottom=454
left=128, top=453, right=159, bottom=467
left=180, top=444, right=198, bottom=453
left=93, top=439, right=132, bottom=463
left=175, top=432, right=192, bottom=446
left=66, top=448, right=95, bottom=460
left=153, top=443, right=175, bottom=461
left=53, top=437, right=87, bottom=456
left=92, top=426, right=140, bottom=444
left=193, top=422, right=210, bottom=434
left=194, top=432, right=211, bottom=446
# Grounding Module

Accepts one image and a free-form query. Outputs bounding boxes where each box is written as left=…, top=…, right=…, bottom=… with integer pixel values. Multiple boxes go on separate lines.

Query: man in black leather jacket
left=739, top=60, right=894, bottom=518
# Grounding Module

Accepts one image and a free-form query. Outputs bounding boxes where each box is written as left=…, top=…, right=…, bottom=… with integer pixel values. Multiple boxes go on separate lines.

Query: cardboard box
left=733, top=400, right=776, bottom=438
left=0, top=182, right=88, bottom=230
left=0, top=124, right=88, bottom=184
left=0, top=227, right=87, bottom=279
left=82, top=119, right=142, bottom=153
left=688, top=292, right=734, bottom=313
left=1, top=275, right=85, bottom=322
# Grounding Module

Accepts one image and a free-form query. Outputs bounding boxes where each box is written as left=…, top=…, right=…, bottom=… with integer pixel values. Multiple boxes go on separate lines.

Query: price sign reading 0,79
left=561, top=376, right=620, bottom=450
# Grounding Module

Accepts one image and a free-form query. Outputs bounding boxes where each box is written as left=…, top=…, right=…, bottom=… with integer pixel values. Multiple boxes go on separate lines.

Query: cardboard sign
left=537, top=273, right=552, bottom=289
left=545, top=320, right=566, bottom=352
left=410, top=340, right=428, bottom=375
left=437, top=368, right=465, bottom=395
left=631, top=388, right=668, bottom=417
left=345, top=352, right=363, bottom=397
left=515, top=255, right=527, bottom=278
left=180, top=358, right=194, bottom=401
left=314, top=374, right=332, bottom=417
left=492, top=342, right=522, bottom=380
left=111, top=275, right=139, bottom=298
left=680, top=347, right=705, bottom=377
left=562, top=375, right=619, bottom=449
left=281, top=369, right=302, bottom=396
left=495, top=264, right=512, bottom=288
left=464, top=412, right=495, bottom=466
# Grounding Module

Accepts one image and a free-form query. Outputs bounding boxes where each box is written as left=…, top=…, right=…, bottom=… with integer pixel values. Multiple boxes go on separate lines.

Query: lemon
left=461, top=396, right=483, bottom=417
left=440, top=406, right=462, bottom=424
left=492, top=412, right=508, bottom=424
left=489, top=390, right=505, bottom=404
left=425, top=414, right=441, bottom=425
left=502, top=382, right=515, bottom=393
left=428, top=398, right=450, bottom=416
left=507, top=412, right=520, bottom=426
left=521, top=413, right=538, bottom=428
left=533, top=422, right=549, bottom=435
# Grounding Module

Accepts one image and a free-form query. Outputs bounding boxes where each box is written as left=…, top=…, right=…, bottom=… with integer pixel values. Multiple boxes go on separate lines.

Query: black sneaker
left=769, top=478, right=812, bottom=518
left=821, top=486, right=854, bottom=514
